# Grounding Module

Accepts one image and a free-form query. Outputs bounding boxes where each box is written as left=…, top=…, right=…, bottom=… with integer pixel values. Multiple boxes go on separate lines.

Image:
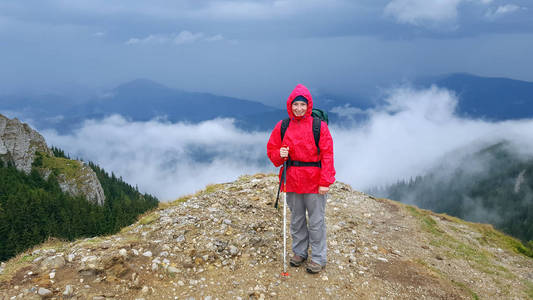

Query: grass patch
left=39, top=237, right=68, bottom=252
left=0, top=252, right=34, bottom=283
left=447, top=242, right=502, bottom=275
left=113, top=233, right=142, bottom=245
left=1, top=238, right=68, bottom=283
left=34, top=151, right=92, bottom=192
left=405, top=205, right=443, bottom=235
left=403, top=204, right=511, bottom=277
left=451, top=280, right=480, bottom=300
left=167, top=194, right=193, bottom=206
left=471, top=223, right=533, bottom=258
left=35, top=151, right=84, bottom=178
left=76, top=236, right=106, bottom=248
left=119, top=226, right=134, bottom=234
left=427, top=211, right=533, bottom=258
left=251, top=173, right=271, bottom=179
left=414, top=258, right=444, bottom=278
left=237, top=174, right=253, bottom=182
left=139, top=213, right=159, bottom=225
left=203, top=183, right=224, bottom=194
left=19, top=254, right=34, bottom=263
left=525, top=280, right=533, bottom=299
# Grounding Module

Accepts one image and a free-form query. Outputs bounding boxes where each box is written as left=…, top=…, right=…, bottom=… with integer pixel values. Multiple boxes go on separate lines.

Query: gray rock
left=37, top=287, right=52, bottom=297
left=118, top=249, right=128, bottom=257
left=168, top=266, right=180, bottom=274
left=40, top=255, right=66, bottom=270
left=63, top=285, right=74, bottom=297
left=56, top=164, right=106, bottom=205
left=229, top=245, right=239, bottom=256
left=0, top=114, right=52, bottom=174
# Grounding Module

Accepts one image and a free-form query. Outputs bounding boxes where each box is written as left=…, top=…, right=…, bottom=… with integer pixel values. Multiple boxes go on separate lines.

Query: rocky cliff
left=0, top=174, right=531, bottom=299
left=0, top=114, right=52, bottom=173
left=0, top=114, right=105, bottom=205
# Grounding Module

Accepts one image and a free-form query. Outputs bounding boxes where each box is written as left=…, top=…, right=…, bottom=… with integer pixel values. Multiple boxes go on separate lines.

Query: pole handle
left=282, top=144, right=289, bottom=161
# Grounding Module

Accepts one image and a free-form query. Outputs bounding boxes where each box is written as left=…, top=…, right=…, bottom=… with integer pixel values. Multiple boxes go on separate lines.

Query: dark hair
left=291, top=95, right=308, bottom=105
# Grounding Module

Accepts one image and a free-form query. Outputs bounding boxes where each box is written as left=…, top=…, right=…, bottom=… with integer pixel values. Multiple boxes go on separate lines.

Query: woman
left=267, top=84, right=336, bottom=274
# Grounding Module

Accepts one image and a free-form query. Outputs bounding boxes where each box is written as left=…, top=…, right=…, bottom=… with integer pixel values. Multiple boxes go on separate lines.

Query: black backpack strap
left=280, top=118, right=290, bottom=142
left=312, top=117, right=321, bottom=154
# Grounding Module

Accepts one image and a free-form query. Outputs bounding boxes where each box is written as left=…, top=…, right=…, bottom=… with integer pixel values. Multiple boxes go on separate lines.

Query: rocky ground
left=1, top=173, right=532, bottom=299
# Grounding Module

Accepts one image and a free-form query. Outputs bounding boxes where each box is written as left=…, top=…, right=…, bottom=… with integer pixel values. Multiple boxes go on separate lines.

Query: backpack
left=280, top=108, right=328, bottom=153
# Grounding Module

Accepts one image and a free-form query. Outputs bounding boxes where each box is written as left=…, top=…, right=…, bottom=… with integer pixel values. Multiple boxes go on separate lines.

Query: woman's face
left=292, top=101, right=307, bottom=117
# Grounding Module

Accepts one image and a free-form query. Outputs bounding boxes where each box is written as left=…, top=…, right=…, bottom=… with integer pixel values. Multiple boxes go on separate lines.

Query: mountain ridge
left=1, top=174, right=531, bottom=299
left=417, top=73, right=533, bottom=120
left=4, top=74, right=533, bottom=134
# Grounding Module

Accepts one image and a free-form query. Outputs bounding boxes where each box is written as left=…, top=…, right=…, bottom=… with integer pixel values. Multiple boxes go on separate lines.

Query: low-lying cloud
left=43, top=86, right=533, bottom=201
left=43, top=117, right=271, bottom=200
left=126, top=30, right=224, bottom=45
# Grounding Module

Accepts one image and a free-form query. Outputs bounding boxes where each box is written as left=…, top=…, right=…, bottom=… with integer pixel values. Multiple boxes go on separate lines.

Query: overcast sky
left=1, top=0, right=533, bottom=104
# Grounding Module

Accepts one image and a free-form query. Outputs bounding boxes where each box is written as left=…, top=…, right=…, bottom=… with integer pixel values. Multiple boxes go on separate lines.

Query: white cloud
left=333, top=86, right=533, bottom=190
left=43, top=117, right=271, bottom=201
left=384, top=0, right=494, bottom=27
left=495, top=4, right=521, bottom=14
left=190, top=0, right=345, bottom=20
left=205, top=34, right=224, bottom=42
left=126, top=30, right=224, bottom=45
left=485, top=4, right=523, bottom=19
left=126, top=34, right=172, bottom=45
left=385, top=0, right=462, bottom=25
left=92, top=31, right=105, bottom=37
left=173, top=30, right=204, bottom=45
left=42, top=86, right=533, bottom=201
left=330, top=104, right=366, bottom=120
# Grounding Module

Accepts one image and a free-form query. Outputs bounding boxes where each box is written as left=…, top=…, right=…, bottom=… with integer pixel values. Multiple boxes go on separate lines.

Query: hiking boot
left=289, top=255, right=306, bottom=267
left=306, top=261, right=325, bottom=274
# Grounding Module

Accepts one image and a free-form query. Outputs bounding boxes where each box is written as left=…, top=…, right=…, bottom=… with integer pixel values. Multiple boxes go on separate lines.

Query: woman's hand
left=280, top=147, right=289, bottom=159
left=318, top=186, right=329, bottom=195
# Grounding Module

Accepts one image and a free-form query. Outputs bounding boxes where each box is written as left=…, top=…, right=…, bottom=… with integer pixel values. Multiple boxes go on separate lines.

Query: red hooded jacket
left=267, top=84, right=336, bottom=193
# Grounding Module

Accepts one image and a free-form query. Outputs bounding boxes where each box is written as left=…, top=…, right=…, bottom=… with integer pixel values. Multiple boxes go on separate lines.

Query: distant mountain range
left=0, top=79, right=286, bottom=133
left=416, top=73, right=533, bottom=121
left=2, top=73, right=533, bottom=133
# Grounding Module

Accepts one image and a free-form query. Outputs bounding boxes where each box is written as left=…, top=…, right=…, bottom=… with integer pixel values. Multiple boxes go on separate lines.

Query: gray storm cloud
left=2, top=0, right=533, bottom=102
left=43, top=86, right=533, bottom=201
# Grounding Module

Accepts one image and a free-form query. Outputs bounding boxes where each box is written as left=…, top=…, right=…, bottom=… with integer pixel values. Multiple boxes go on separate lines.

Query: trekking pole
left=281, top=158, right=289, bottom=278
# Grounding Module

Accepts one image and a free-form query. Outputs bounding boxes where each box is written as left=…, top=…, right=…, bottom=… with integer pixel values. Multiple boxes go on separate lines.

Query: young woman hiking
left=267, top=84, right=336, bottom=274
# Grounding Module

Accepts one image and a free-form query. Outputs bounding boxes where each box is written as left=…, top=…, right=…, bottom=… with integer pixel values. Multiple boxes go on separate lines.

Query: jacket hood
left=286, top=84, right=313, bottom=119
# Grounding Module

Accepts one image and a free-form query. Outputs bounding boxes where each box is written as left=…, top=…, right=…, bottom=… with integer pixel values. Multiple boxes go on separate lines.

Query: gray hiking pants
left=286, top=192, right=327, bottom=266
